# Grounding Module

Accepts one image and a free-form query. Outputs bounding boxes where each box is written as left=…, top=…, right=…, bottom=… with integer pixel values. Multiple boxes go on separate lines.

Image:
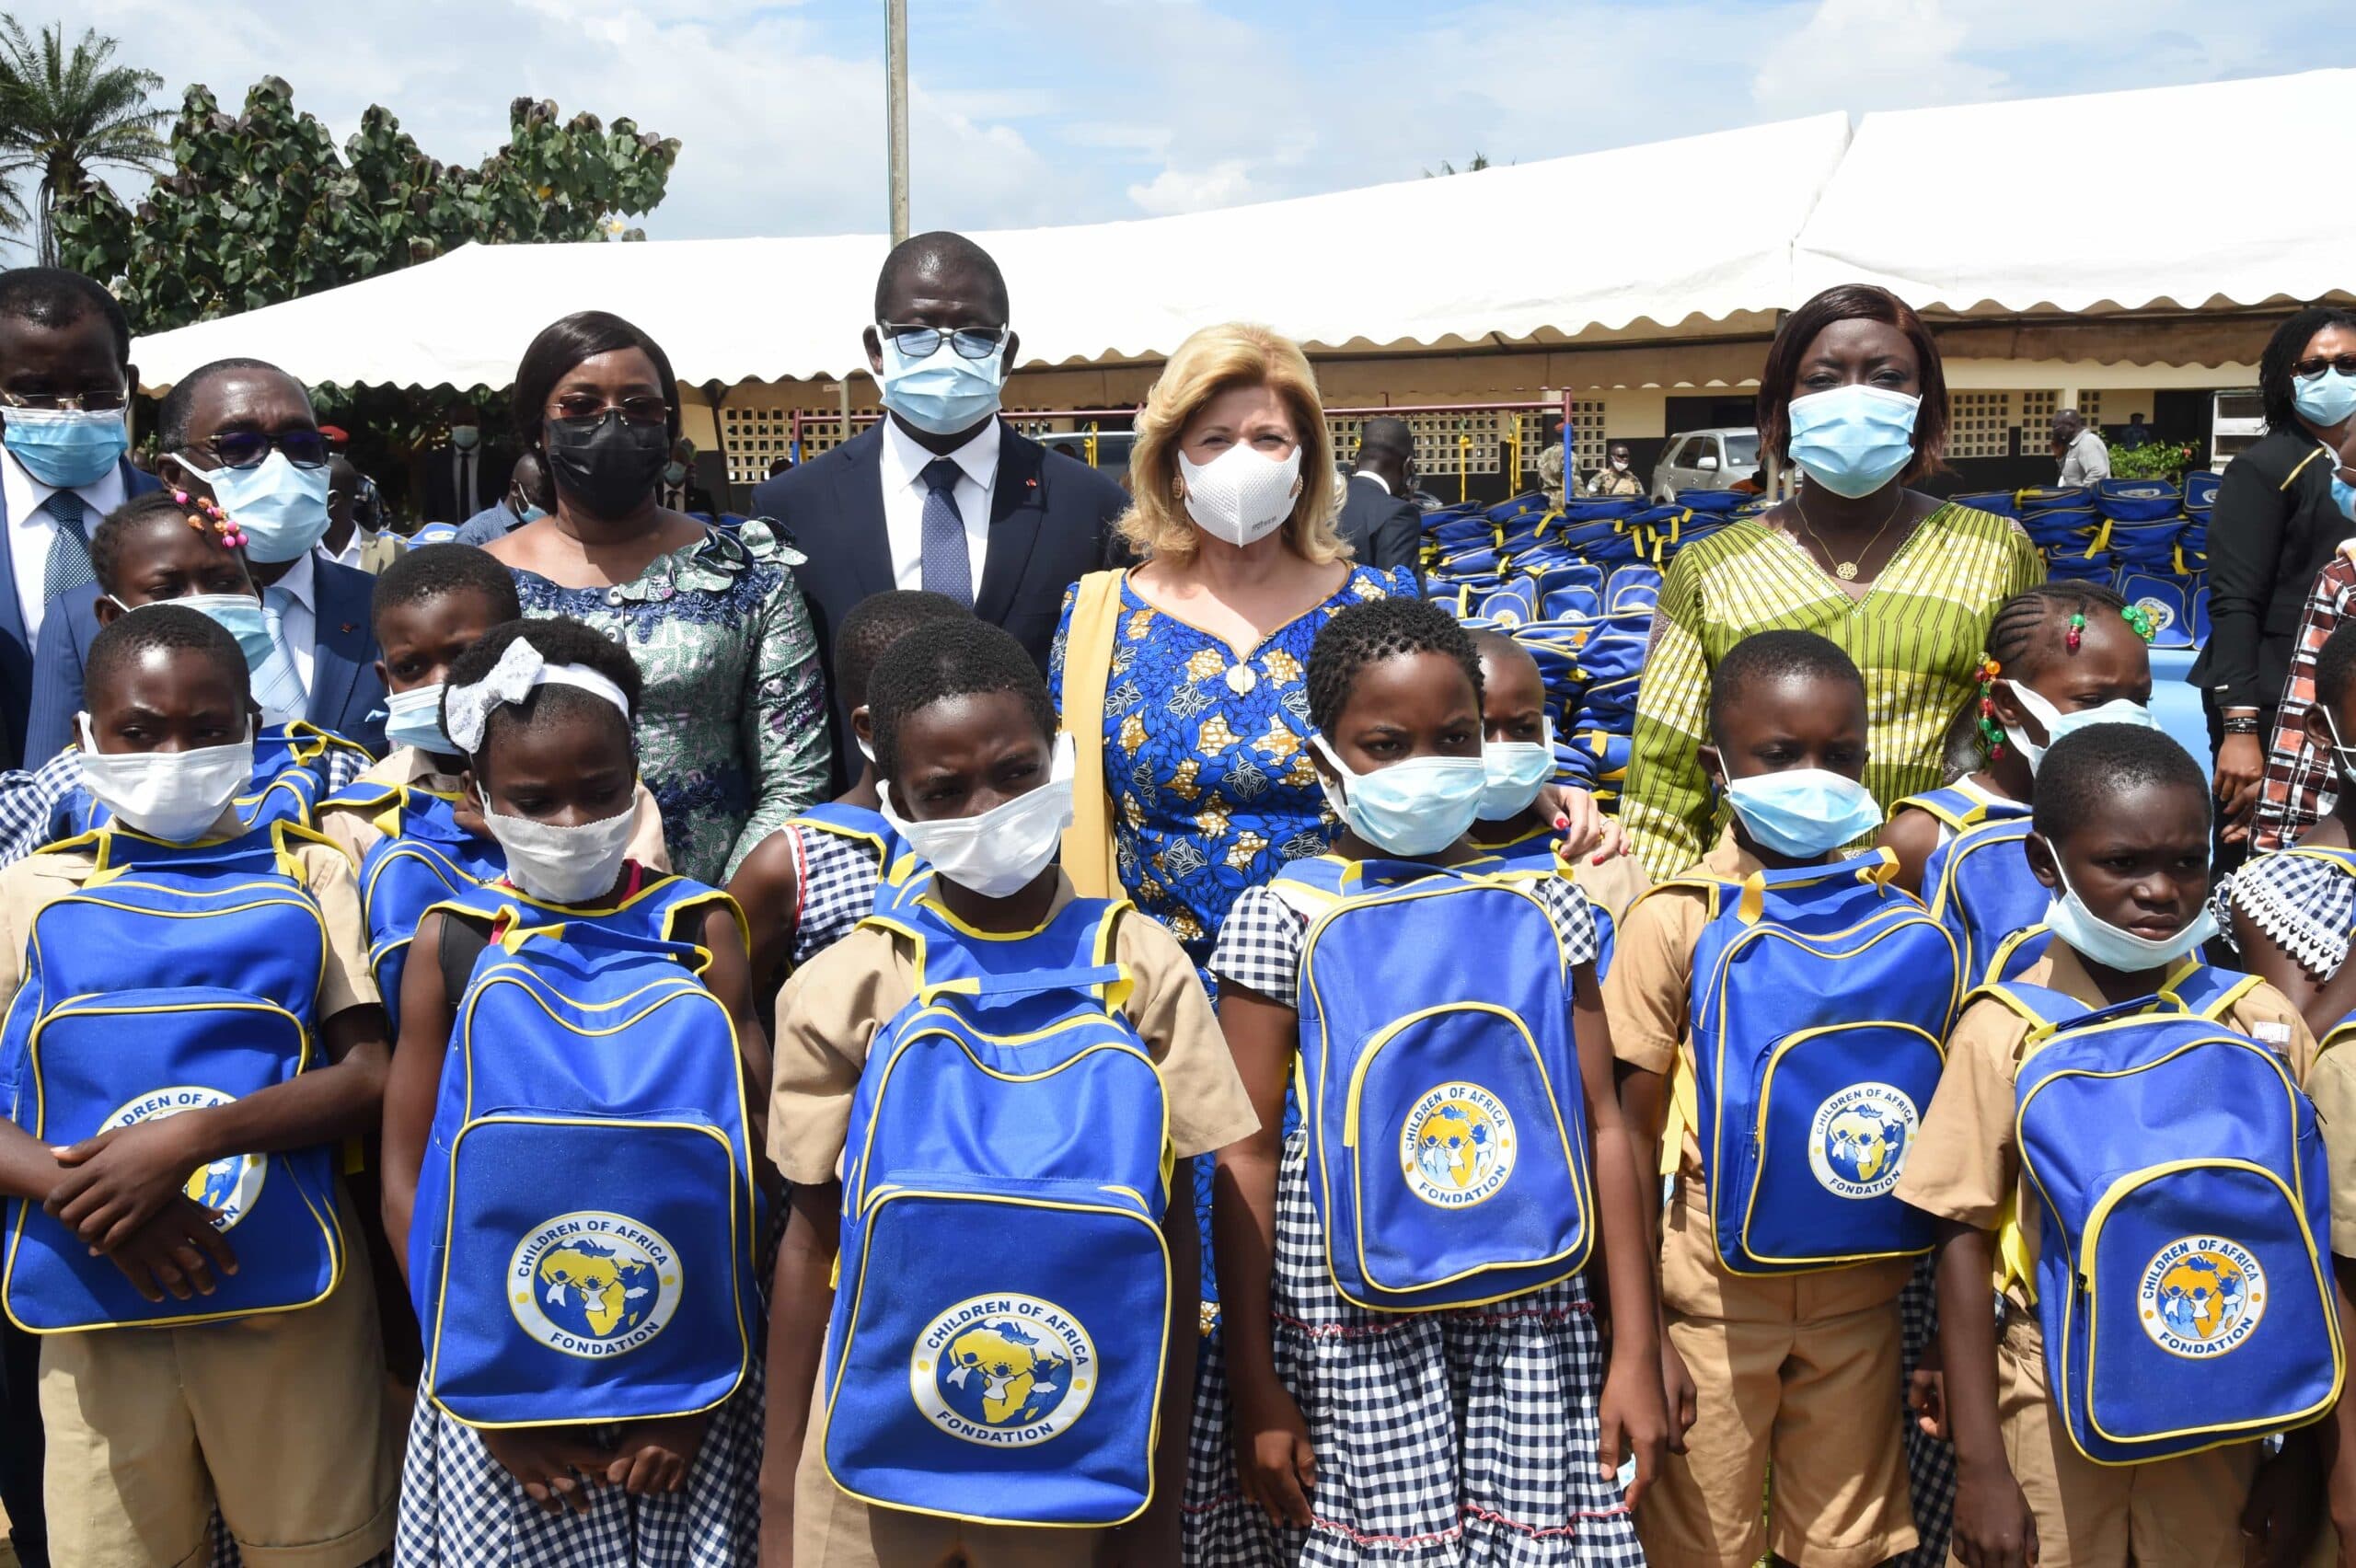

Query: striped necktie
left=40, top=490, right=92, bottom=601
left=251, top=582, right=309, bottom=724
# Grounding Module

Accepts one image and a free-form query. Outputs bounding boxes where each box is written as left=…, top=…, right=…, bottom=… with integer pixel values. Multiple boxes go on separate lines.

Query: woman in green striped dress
left=1623, top=283, right=2044, bottom=884
left=1620, top=282, right=2041, bottom=1568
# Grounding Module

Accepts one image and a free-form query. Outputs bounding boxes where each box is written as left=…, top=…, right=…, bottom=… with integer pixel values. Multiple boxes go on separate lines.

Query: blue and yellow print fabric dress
left=1049, top=562, right=1412, bottom=981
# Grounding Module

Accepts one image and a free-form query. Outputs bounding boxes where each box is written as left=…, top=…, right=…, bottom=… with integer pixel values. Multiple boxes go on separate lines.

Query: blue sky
left=54, top=0, right=2356, bottom=247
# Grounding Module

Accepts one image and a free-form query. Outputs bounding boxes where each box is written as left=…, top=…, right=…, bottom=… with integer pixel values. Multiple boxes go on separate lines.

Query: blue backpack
left=1994, top=968, right=2342, bottom=1462
left=1277, top=857, right=1593, bottom=1311
left=1927, top=813, right=2047, bottom=986
left=1665, top=854, right=1958, bottom=1274
left=1467, top=829, right=1623, bottom=979
left=323, top=782, right=505, bottom=1035
left=413, top=873, right=760, bottom=1428
left=1893, top=784, right=2031, bottom=838
left=1, top=823, right=346, bottom=1332
left=823, top=893, right=1171, bottom=1528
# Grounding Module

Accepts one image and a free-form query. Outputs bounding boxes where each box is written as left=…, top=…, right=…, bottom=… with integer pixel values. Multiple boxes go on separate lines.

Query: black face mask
left=543, top=411, right=669, bottom=519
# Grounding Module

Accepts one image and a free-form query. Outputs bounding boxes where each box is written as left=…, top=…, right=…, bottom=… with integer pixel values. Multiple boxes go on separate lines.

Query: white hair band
left=444, top=636, right=633, bottom=755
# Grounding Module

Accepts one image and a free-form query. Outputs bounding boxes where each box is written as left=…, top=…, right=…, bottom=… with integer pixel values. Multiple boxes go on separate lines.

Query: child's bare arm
left=380, top=913, right=460, bottom=1276
left=760, top=1180, right=840, bottom=1568
left=1575, top=964, right=1669, bottom=1507
left=1936, top=1221, right=2038, bottom=1568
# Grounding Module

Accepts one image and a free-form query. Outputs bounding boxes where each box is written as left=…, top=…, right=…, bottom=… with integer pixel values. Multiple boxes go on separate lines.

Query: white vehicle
left=1651, top=427, right=1761, bottom=502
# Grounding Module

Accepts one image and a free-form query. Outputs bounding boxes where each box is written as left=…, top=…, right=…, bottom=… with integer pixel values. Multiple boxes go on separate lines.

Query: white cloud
left=1751, top=0, right=2006, bottom=115
left=1126, top=159, right=1257, bottom=214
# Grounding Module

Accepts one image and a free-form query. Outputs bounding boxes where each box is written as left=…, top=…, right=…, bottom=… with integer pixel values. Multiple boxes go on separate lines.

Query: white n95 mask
left=1178, top=444, right=1303, bottom=548
left=881, top=733, right=1075, bottom=898
left=75, top=714, right=252, bottom=843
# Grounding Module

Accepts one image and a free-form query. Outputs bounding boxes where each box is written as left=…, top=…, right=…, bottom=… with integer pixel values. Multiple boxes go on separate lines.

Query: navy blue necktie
left=918, top=457, right=973, bottom=607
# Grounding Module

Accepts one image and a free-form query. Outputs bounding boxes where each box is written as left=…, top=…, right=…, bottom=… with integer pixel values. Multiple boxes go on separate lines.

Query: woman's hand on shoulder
left=1545, top=786, right=1628, bottom=866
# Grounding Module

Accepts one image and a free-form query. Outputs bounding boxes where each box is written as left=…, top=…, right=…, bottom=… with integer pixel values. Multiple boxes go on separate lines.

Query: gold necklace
left=1794, top=487, right=1906, bottom=582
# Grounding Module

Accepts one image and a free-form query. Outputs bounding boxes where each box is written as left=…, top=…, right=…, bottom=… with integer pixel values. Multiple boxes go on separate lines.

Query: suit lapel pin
left=341, top=621, right=358, bottom=634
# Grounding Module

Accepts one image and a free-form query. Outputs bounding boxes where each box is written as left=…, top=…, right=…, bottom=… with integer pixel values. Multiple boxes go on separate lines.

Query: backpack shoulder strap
left=1895, top=786, right=1989, bottom=834
left=2156, top=961, right=2264, bottom=1021
left=435, top=907, right=494, bottom=1012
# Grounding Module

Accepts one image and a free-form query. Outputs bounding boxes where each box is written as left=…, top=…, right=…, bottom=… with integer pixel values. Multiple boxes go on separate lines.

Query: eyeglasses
left=549, top=395, right=670, bottom=428
left=191, top=429, right=332, bottom=471
left=0, top=386, right=127, bottom=413
left=2292, top=354, right=2356, bottom=380
left=879, top=323, right=1008, bottom=361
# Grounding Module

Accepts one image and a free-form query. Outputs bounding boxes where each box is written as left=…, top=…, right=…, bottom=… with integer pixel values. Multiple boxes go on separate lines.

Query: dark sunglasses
left=2292, top=354, right=2356, bottom=380
left=194, top=429, right=332, bottom=471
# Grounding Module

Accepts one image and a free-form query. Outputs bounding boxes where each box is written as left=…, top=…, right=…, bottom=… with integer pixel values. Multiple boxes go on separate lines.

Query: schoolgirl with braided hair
left=1878, top=581, right=2159, bottom=895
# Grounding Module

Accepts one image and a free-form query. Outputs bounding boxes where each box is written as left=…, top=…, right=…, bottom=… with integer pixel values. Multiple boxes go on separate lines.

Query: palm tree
left=0, top=19, right=167, bottom=264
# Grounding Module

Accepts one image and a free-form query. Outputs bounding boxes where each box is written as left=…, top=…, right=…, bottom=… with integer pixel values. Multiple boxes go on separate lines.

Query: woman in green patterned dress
left=487, top=312, right=830, bottom=882
left=1623, top=283, right=2043, bottom=882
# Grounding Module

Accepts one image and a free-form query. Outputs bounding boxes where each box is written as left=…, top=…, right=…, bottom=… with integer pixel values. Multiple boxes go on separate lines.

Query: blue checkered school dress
left=1183, top=879, right=1644, bottom=1568
left=391, top=1377, right=762, bottom=1567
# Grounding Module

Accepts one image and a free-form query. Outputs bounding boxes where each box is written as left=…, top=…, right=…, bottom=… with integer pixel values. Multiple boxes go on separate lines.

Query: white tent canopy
left=1793, top=68, right=2356, bottom=315
left=127, top=64, right=2356, bottom=395
left=129, top=114, right=1854, bottom=393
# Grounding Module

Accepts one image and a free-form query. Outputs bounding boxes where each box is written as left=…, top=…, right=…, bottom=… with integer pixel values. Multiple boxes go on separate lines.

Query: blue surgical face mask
left=1312, top=734, right=1486, bottom=858
left=2041, top=855, right=2216, bottom=974
left=161, top=593, right=274, bottom=673
left=448, top=424, right=481, bottom=452
left=1785, top=385, right=1921, bottom=499
left=877, top=332, right=1006, bottom=436
left=187, top=449, right=331, bottom=563
left=383, top=682, right=453, bottom=755
left=4, top=405, right=129, bottom=489
left=1723, top=767, right=1883, bottom=859
left=513, top=500, right=547, bottom=524
left=1476, top=721, right=1554, bottom=822
left=2331, top=471, right=2353, bottom=523
left=2004, top=681, right=2158, bottom=775
left=2293, top=369, right=2356, bottom=430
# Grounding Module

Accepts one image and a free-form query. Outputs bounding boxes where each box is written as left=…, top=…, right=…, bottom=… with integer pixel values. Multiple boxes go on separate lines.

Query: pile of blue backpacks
left=1951, top=476, right=2214, bottom=650
left=1420, top=489, right=1763, bottom=812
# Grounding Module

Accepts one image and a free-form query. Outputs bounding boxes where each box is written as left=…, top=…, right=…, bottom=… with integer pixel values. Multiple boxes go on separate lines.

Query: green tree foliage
left=53, top=76, right=679, bottom=332
left=2108, top=436, right=2202, bottom=483
left=0, top=18, right=169, bottom=263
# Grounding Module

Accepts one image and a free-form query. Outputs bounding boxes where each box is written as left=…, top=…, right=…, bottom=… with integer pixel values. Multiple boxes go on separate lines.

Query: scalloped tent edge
left=127, top=66, right=2356, bottom=395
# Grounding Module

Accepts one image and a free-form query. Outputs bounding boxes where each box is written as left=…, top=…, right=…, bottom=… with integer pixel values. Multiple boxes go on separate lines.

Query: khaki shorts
left=1638, top=1184, right=1917, bottom=1568
left=1971, top=1311, right=2262, bottom=1568
left=38, top=1195, right=399, bottom=1568
left=793, top=1365, right=1109, bottom=1568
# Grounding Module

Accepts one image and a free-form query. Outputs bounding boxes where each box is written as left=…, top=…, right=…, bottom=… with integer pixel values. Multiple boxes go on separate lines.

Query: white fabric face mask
left=477, top=792, right=638, bottom=904
left=880, top=733, right=1075, bottom=898
left=75, top=713, right=252, bottom=842
left=1178, top=443, right=1303, bottom=548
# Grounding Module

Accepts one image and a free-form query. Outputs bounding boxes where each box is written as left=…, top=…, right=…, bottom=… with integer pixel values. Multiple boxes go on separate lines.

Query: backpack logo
left=2133, top=595, right=2176, bottom=634
left=508, top=1212, right=682, bottom=1359
left=1807, top=1083, right=1920, bottom=1200
left=912, top=1294, right=1098, bottom=1447
left=2141, top=1236, right=2266, bottom=1358
left=107, top=1088, right=263, bottom=1231
left=1401, top=1081, right=1519, bottom=1207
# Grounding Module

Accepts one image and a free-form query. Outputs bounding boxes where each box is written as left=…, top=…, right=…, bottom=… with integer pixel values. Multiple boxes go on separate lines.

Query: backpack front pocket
left=2071, top=1159, right=2339, bottom=1452
left=429, top=1109, right=752, bottom=1427
left=1335, top=1001, right=1588, bottom=1305
left=1727, top=1021, right=1943, bottom=1273
left=826, top=1174, right=1170, bottom=1528
left=6, top=989, right=340, bottom=1332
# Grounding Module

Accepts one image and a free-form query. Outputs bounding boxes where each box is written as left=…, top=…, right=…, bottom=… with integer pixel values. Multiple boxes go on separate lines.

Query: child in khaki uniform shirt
left=762, top=619, right=1257, bottom=1568
left=1898, top=723, right=2323, bottom=1568
left=1608, top=631, right=1923, bottom=1568
left=0, top=607, right=398, bottom=1567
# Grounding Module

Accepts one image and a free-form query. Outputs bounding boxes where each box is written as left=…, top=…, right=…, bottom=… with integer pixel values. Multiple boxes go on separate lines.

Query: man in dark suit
left=419, top=400, right=515, bottom=525
left=0, top=268, right=160, bottom=778
left=1337, top=416, right=1426, bottom=584
left=27, top=358, right=388, bottom=758
left=657, top=437, right=719, bottom=515
left=752, top=231, right=1127, bottom=782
